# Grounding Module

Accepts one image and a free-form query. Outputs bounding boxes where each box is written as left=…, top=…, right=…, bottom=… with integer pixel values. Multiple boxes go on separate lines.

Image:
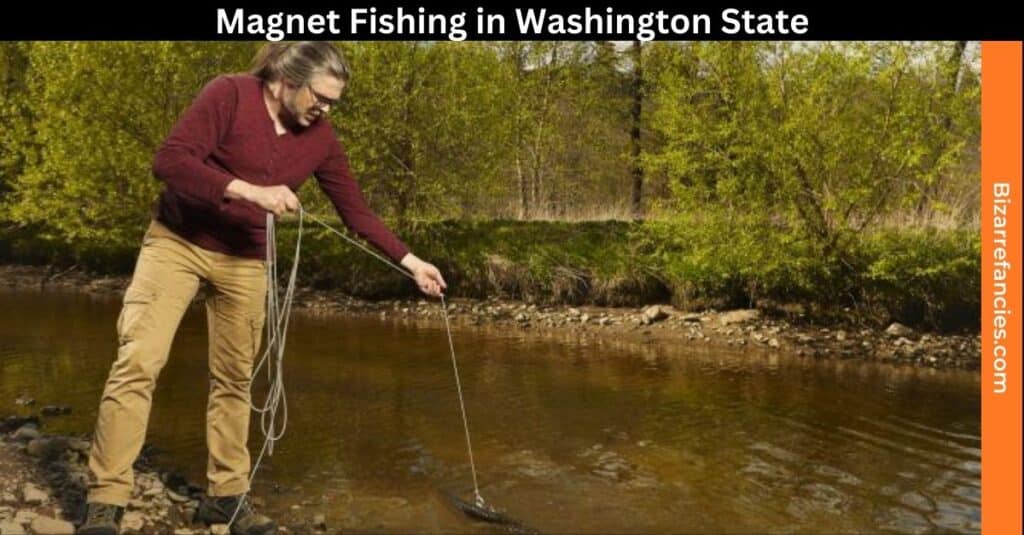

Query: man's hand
left=400, top=253, right=447, bottom=298
left=226, top=180, right=300, bottom=216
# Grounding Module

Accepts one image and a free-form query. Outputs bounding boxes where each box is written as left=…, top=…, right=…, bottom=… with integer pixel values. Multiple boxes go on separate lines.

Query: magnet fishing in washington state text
left=217, top=7, right=811, bottom=42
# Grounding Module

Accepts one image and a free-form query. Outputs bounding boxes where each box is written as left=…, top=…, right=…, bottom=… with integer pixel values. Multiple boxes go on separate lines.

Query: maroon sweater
left=151, top=73, right=409, bottom=262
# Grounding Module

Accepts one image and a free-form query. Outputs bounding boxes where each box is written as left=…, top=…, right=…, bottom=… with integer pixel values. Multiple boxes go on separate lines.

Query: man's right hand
left=226, top=180, right=300, bottom=216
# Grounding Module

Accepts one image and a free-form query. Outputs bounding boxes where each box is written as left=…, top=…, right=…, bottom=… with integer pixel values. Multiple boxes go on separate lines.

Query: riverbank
left=0, top=417, right=335, bottom=534
left=1, top=220, right=981, bottom=334
left=0, top=264, right=980, bottom=370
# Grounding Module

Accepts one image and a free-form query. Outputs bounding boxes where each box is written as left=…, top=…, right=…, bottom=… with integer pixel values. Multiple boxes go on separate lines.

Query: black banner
left=1, top=4, right=1021, bottom=41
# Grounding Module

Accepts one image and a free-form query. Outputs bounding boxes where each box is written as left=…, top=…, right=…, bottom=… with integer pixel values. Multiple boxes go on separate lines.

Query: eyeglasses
left=306, top=85, right=340, bottom=111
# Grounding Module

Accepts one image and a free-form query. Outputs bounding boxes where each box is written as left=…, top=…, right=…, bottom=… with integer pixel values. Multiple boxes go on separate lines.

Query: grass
left=0, top=217, right=980, bottom=331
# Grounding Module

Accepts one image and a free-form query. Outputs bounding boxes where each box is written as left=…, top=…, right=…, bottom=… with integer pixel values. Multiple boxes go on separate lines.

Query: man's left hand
left=400, top=253, right=447, bottom=298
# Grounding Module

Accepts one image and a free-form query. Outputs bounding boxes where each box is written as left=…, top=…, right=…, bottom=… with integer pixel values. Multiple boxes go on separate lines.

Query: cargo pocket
left=249, top=314, right=266, bottom=360
left=117, top=286, right=157, bottom=344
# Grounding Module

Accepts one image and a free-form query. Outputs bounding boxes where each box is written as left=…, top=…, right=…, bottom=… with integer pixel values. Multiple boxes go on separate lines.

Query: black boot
left=196, top=494, right=277, bottom=535
left=76, top=503, right=125, bottom=535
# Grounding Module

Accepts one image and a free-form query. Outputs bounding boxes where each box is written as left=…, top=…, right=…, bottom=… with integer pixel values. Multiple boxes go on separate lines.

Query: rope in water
left=302, top=210, right=485, bottom=507
left=228, top=206, right=484, bottom=529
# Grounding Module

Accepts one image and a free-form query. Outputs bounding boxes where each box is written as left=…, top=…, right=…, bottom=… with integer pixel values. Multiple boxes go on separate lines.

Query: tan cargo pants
left=86, top=219, right=268, bottom=506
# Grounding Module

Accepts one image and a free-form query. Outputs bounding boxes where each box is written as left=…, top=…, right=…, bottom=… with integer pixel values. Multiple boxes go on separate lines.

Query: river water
left=0, top=289, right=981, bottom=533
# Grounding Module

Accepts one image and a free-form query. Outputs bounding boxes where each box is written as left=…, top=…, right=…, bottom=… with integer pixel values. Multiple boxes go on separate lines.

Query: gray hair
left=250, top=42, right=350, bottom=85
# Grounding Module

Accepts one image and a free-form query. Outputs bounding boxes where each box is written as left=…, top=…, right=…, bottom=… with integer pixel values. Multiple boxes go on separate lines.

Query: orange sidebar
left=981, top=41, right=1022, bottom=535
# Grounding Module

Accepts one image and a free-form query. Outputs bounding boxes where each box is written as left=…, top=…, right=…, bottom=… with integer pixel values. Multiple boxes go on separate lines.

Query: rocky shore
left=0, top=416, right=334, bottom=535
left=1, top=264, right=980, bottom=370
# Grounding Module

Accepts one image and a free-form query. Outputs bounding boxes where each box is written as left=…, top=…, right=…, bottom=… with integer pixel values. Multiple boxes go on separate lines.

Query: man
left=78, top=42, right=447, bottom=535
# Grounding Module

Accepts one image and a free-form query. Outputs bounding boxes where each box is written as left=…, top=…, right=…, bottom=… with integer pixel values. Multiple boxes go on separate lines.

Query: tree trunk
left=511, top=43, right=530, bottom=220
left=395, top=45, right=419, bottom=228
left=914, top=41, right=968, bottom=217
left=630, top=41, right=644, bottom=221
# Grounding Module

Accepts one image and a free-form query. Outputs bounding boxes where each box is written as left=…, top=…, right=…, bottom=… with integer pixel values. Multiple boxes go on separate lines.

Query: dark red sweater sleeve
left=151, top=75, right=238, bottom=210
left=314, top=135, right=411, bottom=263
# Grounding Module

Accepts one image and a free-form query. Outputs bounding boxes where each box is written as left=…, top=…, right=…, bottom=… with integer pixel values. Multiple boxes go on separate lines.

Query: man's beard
left=278, top=97, right=317, bottom=131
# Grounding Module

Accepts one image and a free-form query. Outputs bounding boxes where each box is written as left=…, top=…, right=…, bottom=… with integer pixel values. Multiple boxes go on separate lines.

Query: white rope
left=227, top=206, right=485, bottom=529
left=304, top=210, right=486, bottom=507
left=226, top=209, right=302, bottom=528
left=439, top=292, right=485, bottom=507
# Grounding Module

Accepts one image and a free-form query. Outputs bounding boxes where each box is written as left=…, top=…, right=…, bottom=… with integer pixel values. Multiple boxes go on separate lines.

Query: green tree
left=647, top=41, right=979, bottom=258
left=330, top=42, right=511, bottom=226
left=0, top=42, right=34, bottom=212
left=7, top=42, right=255, bottom=250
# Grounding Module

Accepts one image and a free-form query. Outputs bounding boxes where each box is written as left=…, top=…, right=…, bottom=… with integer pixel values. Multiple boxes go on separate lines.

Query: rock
left=39, top=406, right=72, bottom=417
left=580, top=314, right=590, bottom=324
left=13, top=398, right=34, bottom=407
left=0, top=521, right=25, bottom=535
left=835, top=330, right=847, bottom=342
left=25, top=439, right=49, bottom=457
left=642, top=306, right=669, bottom=323
left=21, top=484, right=48, bottom=505
left=514, top=313, right=528, bottom=322
left=128, top=499, right=149, bottom=510
left=567, top=308, right=581, bottom=317
left=29, top=516, right=74, bottom=535
left=313, top=514, right=327, bottom=530
left=121, top=511, right=145, bottom=532
left=719, top=309, right=761, bottom=326
left=210, top=524, right=230, bottom=535
left=768, top=338, right=780, bottom=348
left=173, top=529, right=195, bottom=535
left=10, top=426, right=40, bottom=442
left=166, top=489, right=191, bottom=503
left=27, top=437, right=68, bottom=458
left=681, top=313, right=702, bottom=323
left=65, top=471, right=89, bottom=488
left=159, top=472, right=188, bottom=490
left=0, top=417, right=39, bottom=434
left=13, top=511, right=36, bottom=524
left=67, top=439, right=91, bottom=453
left=598, top=317, right=612, bottom=326
left=885, top=322, right=915, bottom=338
